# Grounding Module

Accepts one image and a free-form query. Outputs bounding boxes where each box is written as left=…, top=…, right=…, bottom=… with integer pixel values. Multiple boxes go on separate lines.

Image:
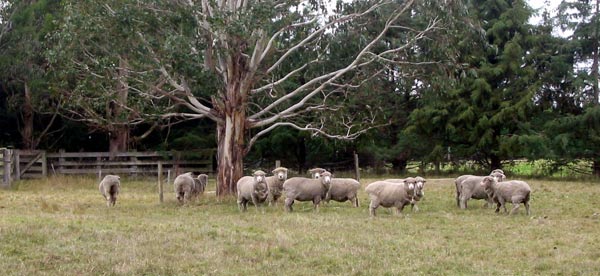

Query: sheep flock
left=99, top=167, right=531, bottom=217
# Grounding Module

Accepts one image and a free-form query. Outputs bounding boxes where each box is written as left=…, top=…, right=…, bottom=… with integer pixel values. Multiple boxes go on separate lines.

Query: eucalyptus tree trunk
left=215, top=107, right=246, bottom=196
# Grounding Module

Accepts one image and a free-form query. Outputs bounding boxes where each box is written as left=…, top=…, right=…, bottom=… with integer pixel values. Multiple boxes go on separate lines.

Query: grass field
left=1, top=175, right=599, bottom=275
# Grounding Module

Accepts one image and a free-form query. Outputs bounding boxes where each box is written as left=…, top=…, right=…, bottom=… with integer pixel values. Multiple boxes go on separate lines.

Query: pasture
left=0, top=175, right=599, bottom=275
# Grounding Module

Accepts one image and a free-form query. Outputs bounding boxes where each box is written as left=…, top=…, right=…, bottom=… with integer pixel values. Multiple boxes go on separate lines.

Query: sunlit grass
left=1, top=175, right=599, bottom=275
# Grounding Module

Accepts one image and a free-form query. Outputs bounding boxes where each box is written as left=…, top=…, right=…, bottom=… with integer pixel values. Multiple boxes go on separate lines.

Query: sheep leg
left=456, top=187, right=461, bottom=208
left=459, top=195, right=468, bottom=209
left=353, top=196, right=359, bottom=208
left=313, top=197, right=321, bottom=212
left=284, top=198, right=294, bottom=212
left=369, top=200, right=379, bottom=217
left=525, top=201, right=531, bottom=216
left=495, top=202, right=501, bottom=213
left=411, top=203, right=419, bottom=212
left=509, top=203, right=520, bottom=215
left=251, top=194, right=260, bottom=212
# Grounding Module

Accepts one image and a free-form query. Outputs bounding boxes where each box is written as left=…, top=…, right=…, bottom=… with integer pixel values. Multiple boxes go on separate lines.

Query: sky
left=528, top=0, right=561, bottom=25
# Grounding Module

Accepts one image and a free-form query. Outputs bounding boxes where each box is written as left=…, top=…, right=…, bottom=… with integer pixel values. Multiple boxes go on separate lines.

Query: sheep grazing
left=236, top=170, right=269, bottom=212
left=481, top=176, right=531, bottom=215
left=455, top=171, right=506, bottom=209
left=265, top=167, right=288, bottom=206
left=99, top=174, right=121, bottom=207
left=365, top=180, right=416, bottom=217
left=308, top=168, right=327, bottom=179
left=282, top=171, right=332, bottom=212
left=174, top=172, right=202, bottom=204
left=325, top=177, right=361, bottom=207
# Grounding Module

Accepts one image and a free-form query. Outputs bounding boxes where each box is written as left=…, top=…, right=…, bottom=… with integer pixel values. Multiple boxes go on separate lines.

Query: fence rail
left=0, top=149, right=215, bottom=187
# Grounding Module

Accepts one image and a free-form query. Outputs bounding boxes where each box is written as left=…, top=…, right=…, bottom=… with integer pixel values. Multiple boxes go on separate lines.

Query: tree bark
left=216, top=108, right=246, bottom=196
left=21, top=82, right=34, bottom=149
left=109, top=125, right=129, bottom=153
left=593, top=160, right=600, bottom=177
left=108, top=57, right=130, bottom=155
left=490, top=154, right=502, bottom=171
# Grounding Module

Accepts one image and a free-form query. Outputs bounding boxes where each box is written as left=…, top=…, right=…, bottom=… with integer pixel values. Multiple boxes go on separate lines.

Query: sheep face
left=272, top=167, right=288, bottom=181
left=253, top=170, right=269, bottom=197
left=490, top=171, right=505, bottom=182
left=414, top=176, right=426, bottom=197
left=309, top=168, right=327, bottom=179
left=320, top=171, right=332, bottom=189
left=253, top=170, right=267, bottom=185
left=480, top=176, right=495, bottom=198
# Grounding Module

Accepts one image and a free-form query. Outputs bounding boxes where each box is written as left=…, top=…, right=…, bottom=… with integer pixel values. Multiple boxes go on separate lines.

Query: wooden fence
left=0, top=149, right=215, bottom=187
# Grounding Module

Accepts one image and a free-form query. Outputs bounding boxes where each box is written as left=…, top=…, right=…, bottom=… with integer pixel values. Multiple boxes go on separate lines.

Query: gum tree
left=56, top=0, right=445, bottom=195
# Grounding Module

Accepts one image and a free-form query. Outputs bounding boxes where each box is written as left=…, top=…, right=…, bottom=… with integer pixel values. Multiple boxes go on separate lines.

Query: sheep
left=383, top=177, right=426, bottom=212
left=410, top=176, right=426, bottom=211
left=481, top=176, right=531, bottom=215
left=365, top=180, right=416, bottom=217
left=265, top=167, right=288, bottom=206
left=236, top=170, right=269, bottom=212
left=99, top=175, right=121, bottom=207
left=174, top=172, right=201, bottom=204
left=191, top=174, right=209, bottom=200
left=308, top=167, right=327, bottom=179
left=282, top=171, right=332, bottom=212
left=455, top=171, right=506, bottom=209
left=325, top=177, right=361, bottom=207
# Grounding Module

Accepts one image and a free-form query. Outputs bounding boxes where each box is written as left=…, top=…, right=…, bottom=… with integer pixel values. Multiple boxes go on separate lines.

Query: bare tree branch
left=250, top=0, right=417, bottom=127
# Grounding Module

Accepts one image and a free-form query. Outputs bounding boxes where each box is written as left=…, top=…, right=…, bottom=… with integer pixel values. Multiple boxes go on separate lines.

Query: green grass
left=1, top=175, right=600, bottom=275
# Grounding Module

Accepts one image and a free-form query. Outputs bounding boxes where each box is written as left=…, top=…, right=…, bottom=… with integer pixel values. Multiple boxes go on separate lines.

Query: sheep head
left=309, top=168, right=327, bottom=179
left=252, top=170, right=269, bottom=196
left=480, top=176, right=496, bottom=198
left=414, top=176, right=426, bottom=197
left=491, top=169, right=505, bottom=175
left=319, top=171, right=332, bottom=190
left=272, top=167, right=288, bottom=181
left=489, top=171, right=506, bottom=182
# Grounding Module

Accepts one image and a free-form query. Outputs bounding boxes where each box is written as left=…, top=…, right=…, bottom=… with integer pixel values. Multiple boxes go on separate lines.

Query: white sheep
left=236, top=170, right=269, bottom=212
left=98, top=175, right=121, bottom=207
left=173, top=172, right=201, bottom=204
left=455, top=171, right=506, bottom=209
left=365, top=180, right=416, bottom=217
left=325, top=177, right=361, bottom=207
left=282, top=171, right=332, bottom=212
left=265, top=167, right=288, bottom=206
left=382, top=177, right=425, bottom=211
left=481, top=176, right=531, bottom=215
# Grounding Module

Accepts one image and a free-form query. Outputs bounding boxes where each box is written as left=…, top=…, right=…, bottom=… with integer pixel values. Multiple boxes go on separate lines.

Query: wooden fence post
left=58, top=149, right=65, bottom=174
left=14, top=150, right=20, bottom=181
left=275, top=160, right=281, bottom=169
left=354, top=152, right=360, bottom=181
left=158, top=161, right=164, bottom=203
left=2, top=148, right=12, bottom=188
left=41, top=151, right=47, bottom=177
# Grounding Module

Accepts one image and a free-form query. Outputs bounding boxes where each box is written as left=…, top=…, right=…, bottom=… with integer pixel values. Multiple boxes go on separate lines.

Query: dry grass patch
left=0, top=176, right=599, bottom=275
